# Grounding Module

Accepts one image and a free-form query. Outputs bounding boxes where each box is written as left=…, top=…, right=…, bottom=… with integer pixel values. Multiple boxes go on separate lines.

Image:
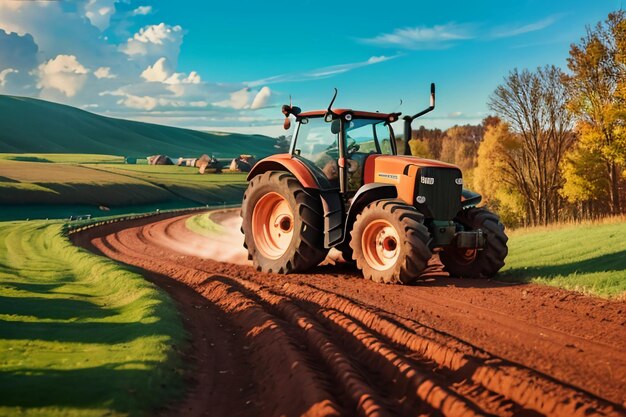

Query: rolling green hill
left=0, top=95, right=277, bottom=158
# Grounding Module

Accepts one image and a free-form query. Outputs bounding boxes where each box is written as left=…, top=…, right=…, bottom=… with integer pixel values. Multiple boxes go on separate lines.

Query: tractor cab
left=288, top=109, right=399, bottom=195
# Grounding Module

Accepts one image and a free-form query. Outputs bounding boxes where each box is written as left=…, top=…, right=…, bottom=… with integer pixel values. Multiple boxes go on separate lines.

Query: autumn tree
left=411, top=125, right=445, bottom=158
left=560, top=144, right=610, bottom=218
left=563, top=10, right=626, bottom=214
left=433, top=124, right=485, bottom=188
left=474, top=123, right=526, bottom=226
left=488, top=65, right=575, bottom=225
left=408, top=139, right=432, bottom=158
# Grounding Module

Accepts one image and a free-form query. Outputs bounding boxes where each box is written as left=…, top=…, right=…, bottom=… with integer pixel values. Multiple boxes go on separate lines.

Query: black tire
left=335, top=241, right=354, bottom=263
left=241, top=171, right=327, bottom=273
left=350, top=200, right=432, bottom=284
left=440, top=207, right=508, bottom=278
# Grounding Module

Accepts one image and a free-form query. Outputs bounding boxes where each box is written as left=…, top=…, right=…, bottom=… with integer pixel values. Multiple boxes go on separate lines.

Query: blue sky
left=0, top=0, right=620, bottom=136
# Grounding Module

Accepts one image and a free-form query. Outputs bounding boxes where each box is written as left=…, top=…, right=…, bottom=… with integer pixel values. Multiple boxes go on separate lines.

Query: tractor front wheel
left=440, top=207, right=508, bottom=278
left=241, top=171, right=327, bottom=273
left=350, top=200, right=432, bottom=284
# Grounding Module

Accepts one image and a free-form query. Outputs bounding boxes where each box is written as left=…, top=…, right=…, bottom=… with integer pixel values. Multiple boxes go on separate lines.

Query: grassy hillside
left=0, top=220, right=186, bottom=416
left=0, top=95, right=277, bottom=158
left=501, top=220, right=626, bottom=298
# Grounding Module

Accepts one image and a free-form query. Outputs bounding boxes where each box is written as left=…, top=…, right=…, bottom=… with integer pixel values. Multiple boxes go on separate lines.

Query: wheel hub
left=362, top=220, right=401, bottom=270
left=252, top=192, right=294, bottom=259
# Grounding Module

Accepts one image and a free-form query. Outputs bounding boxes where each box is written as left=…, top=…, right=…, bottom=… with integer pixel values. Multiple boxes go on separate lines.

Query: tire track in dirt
left=72, top=211, right=626, bottom=417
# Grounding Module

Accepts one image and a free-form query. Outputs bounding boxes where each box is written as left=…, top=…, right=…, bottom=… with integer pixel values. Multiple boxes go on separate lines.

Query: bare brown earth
left=72, top=211, right=626, bottom=417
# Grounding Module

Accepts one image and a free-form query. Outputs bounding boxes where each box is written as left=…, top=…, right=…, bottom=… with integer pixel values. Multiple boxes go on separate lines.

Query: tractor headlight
left=344, top=113, right=353, bottom=121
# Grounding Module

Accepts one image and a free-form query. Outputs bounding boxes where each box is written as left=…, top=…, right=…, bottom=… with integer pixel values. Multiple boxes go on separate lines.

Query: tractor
left=241, top=84, right=508, bottom=284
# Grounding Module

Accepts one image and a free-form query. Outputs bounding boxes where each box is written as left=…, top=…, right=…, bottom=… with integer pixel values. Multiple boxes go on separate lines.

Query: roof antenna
left=324, top=88, right=338, bottom=122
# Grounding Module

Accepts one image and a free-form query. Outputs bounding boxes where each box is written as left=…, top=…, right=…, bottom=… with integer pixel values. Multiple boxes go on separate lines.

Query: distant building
left=147, top=155, right=174, bottom=165
left=229, top=154, right=257, bottom=172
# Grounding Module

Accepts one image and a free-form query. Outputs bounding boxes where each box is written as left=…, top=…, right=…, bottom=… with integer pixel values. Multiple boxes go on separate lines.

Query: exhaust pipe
left=403, top=83, right=436, bottom=156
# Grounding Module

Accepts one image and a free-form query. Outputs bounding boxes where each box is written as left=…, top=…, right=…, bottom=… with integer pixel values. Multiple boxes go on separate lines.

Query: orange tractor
left=241, top=84, right=508, bottom=284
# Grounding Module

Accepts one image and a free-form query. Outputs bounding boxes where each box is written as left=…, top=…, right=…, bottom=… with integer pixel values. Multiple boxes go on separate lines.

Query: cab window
left=294, top=117, right=339, bottom=181
left=344, top=119, right=393, bottom=155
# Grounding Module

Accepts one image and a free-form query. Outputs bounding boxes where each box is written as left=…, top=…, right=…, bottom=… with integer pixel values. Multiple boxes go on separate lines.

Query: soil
left=72, top=210, right=626, bottom=417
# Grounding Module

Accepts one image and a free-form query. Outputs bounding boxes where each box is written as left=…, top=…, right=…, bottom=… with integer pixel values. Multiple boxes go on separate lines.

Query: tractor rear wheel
left=241, top=171, right=327, bottom=273
left=440, top=207, right=508, bottom=278
left=350, top=200, right=432, bottom=284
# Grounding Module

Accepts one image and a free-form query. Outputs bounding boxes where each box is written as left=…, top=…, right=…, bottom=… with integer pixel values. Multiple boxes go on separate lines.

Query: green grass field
left=0, top=154, right=125, bottom=164
left=185, top=212, right=223, bottom=236
left=0, top=220, right=186, bottom=417
left=501, top=220, right=626, bottom=298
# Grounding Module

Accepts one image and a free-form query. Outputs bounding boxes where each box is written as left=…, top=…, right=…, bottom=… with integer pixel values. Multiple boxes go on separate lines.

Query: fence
left=65, top=202, right=241, bottom=236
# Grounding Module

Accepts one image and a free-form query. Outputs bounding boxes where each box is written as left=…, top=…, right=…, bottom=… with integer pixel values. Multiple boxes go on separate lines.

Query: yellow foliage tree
left=408, top=139, right=432, bottom=158
left=564, top=10, right=626, bottom=214
left=560, top=145, right=609, bottom=203
left=474, top=123, right=526, bottom=226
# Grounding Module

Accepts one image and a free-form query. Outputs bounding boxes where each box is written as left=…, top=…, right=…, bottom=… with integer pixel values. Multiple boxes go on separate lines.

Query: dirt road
left=72, top=211, right=626, bottom=417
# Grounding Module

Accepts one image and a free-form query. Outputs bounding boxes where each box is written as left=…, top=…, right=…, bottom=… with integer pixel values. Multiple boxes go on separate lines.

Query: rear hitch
left=455, top=230, right=485, bottom=249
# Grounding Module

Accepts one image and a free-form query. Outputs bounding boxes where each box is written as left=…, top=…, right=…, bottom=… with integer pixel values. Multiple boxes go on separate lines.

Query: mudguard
left=247, top=154, right=343, bottom=249
left=247, top=154, right=319, bottom=188
left=461, top=189, right=482, bottom=208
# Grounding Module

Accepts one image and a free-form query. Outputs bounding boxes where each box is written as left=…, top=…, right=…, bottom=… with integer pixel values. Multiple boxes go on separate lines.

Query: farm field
left=0, top=220, right=186, bottom=417
left=0, top=155, right=248, bottom=220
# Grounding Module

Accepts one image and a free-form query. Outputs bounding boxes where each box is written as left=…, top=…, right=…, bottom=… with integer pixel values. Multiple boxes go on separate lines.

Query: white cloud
left=35, top=55, right=89, bottom=97
left=490, top=15, right=560, bottom=39
left=100, top=86, right=212, bottom=111
left=0, top=1, right=117, bottom=69
left=118, top=93, right=158, bottom=110
left=94, top=66, right=115, bottom=79
left=247, top=55, right=401, bottom=87
left=0, top=68, right=17, bottom=86
left=83, top=0, right=116, bottom=31
left=141, top=57, right=171, bottom=82
left=121, top=23, right=183, bottom=64
left=0, top=3, right=290, bottom=132
left=166, top=70, right=201, bottom=85
left=132, top=6, right=152, bottom=16
left=216, top=87, right=251, bottom=109
left=367, top=56, right=389, bottom=64
left=359, top=23, right=473, bottom=49
left=141, top=57, right=202, bottom=87
left=250, top=86, right=271, bottom=109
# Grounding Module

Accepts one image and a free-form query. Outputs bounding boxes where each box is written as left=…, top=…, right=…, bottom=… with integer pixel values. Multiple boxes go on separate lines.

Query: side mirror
left=283, top=117, right=291, bottom=130
left=330, top=119, right=341, bottom=134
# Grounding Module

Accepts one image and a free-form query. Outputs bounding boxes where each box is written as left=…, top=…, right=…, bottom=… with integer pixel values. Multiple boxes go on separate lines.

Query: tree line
left=408, top=11, right=625, bottom=227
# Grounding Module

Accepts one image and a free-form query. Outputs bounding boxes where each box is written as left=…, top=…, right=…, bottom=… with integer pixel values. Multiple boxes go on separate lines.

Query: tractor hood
left=363, top=155, right=459, bottom=184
